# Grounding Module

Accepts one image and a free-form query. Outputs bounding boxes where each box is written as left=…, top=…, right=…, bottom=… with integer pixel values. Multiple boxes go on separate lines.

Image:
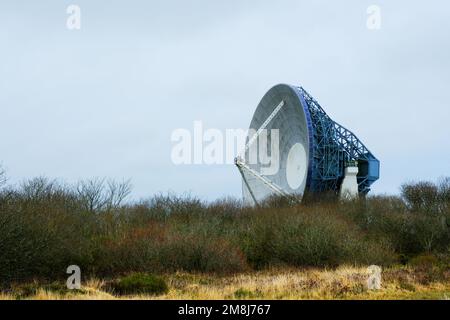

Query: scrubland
left=0, top=173, right=449, bottom=299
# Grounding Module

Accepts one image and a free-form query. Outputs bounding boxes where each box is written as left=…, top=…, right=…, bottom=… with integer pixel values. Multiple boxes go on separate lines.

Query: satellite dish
left=235, top=84, right=379, bottom=205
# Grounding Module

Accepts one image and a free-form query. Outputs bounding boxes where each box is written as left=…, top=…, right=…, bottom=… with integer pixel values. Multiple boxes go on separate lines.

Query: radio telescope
left=235, top=84, right=379, bottom=205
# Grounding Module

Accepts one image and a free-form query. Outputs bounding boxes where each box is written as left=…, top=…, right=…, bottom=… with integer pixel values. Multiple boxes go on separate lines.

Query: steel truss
left=297, top=87, right=379, bottom=195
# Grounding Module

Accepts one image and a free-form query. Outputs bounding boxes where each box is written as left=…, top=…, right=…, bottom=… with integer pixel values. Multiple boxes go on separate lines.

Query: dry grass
left=3, top=266, right=449, bottom=300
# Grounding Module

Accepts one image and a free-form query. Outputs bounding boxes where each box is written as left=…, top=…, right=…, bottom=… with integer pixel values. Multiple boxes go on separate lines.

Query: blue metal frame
left=295, top=86, right=380, bottom=195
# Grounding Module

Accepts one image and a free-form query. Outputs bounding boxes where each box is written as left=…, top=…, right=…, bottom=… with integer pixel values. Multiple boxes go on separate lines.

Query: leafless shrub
left=438, top=177, right=450, bottom=213
left=0, top=165, right=6, bottom=187
left=20, top=177, right=60, bottom=200
left=147, top=192, right=204, bottom=216
left=77, top=178, right=107, bottom=212
left=76, top=178, right=132, bottom=212
left=207, top=197, right=243, bottom=216
left=106, top=179, right=132, bottom=210
left=401, top=181, right=439, bottom=213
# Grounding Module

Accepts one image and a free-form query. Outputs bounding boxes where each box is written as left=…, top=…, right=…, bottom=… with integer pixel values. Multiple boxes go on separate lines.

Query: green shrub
left=110, top=273, right=168, bottom=296
left=233, top=288, right=261, bottom=299
left=398, top=280, right=416, bottom=292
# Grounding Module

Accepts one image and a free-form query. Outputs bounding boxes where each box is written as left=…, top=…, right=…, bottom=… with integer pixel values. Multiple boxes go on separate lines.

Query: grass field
left=1, top=265, right=449, bottom=300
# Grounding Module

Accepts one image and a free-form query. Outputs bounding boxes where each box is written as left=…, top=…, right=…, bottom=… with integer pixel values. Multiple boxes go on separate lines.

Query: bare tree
left=76, top=178, right=108, bottom=212
left=106, top=179, right=132, bottom=210
left=76, top=177, right=132, bottom=212
left=21, top=176, right=57, bottom=199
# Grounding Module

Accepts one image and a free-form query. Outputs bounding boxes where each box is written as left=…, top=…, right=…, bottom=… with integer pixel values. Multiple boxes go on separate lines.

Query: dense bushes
left=401, top=178, right=450, bottom=213
left=0, top=177, right=449, bottom=286
left=236, top=205, right=396, bottom=269
left=340, top=180, right=450, bottom=255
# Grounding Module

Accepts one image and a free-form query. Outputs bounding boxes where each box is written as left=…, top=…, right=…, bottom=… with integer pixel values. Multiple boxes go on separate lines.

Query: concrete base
left=339, top=166, right=359, bottom=200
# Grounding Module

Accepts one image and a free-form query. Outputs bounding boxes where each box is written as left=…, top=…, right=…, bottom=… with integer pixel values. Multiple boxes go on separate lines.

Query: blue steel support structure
left=296, top=87, right=380, bottom=195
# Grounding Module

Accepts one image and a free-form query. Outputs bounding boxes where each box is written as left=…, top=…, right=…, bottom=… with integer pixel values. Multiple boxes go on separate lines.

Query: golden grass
left=2, top=265, right=449, bottom=300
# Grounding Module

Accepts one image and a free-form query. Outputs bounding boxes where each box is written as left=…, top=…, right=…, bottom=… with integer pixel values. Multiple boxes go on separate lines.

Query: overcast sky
left=1, top=1, right=449, bottom=201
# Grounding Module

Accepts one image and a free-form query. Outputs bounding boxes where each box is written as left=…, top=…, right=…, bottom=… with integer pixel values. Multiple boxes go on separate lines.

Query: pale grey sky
left=1, top=1, right=449, bottom=200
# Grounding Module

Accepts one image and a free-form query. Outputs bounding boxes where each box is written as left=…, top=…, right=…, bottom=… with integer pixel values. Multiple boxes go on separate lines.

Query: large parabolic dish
left=235, top=84, right=380, bottom=205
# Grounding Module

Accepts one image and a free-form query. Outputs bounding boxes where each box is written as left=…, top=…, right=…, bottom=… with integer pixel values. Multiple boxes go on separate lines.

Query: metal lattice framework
left=297, top=87, right=379, bottom=194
